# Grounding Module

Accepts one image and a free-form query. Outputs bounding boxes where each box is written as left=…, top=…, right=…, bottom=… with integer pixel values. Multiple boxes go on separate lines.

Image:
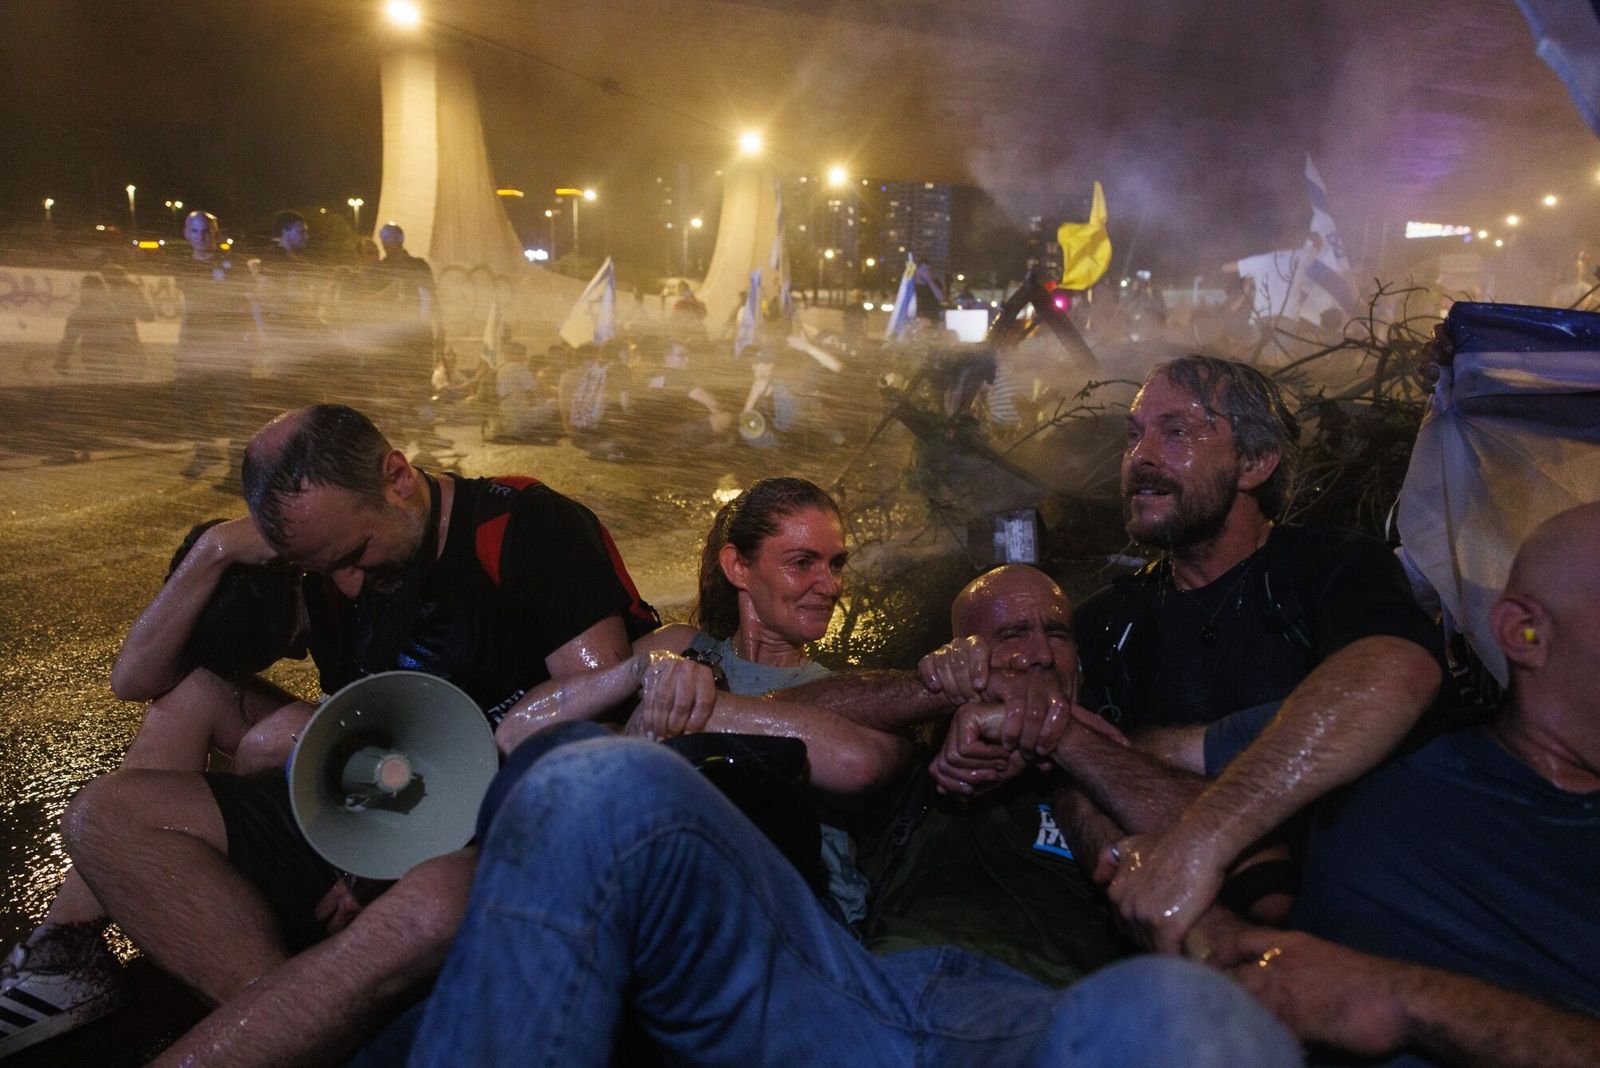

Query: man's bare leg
left=151, top=849, right=478, bottom=1068
left=44, top=671, right=302, bottom=929
left=63, top=768, right=289, bottom=1002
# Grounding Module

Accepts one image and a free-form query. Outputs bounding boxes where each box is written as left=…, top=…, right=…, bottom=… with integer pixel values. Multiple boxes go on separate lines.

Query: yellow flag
left=1056, top=182, right=1111, bottom=290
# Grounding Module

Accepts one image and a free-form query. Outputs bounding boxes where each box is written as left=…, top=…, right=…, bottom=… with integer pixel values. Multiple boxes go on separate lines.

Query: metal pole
left=572, top=199, right=580, bottom=256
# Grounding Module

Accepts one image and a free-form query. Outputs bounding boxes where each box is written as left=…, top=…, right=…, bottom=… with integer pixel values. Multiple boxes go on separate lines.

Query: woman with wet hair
left=655, top=476, right=847, bottom=690
left=630, top=476, right=871, bottom=923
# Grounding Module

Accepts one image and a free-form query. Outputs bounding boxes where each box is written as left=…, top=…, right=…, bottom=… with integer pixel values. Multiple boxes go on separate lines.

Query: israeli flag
left=1398, top=301, right=1600, bottom=685
left=885, top=254, right=917, bottom=339
left=558, top=257, right=616, bottom=349
left=735, top=268, right=762, bottom=357
left=1301, top=156, right=1358, bottom=321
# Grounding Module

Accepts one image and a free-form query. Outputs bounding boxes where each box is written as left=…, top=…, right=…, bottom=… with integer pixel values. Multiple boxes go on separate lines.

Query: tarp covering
left=1398, top=301, right=1600, bottom=683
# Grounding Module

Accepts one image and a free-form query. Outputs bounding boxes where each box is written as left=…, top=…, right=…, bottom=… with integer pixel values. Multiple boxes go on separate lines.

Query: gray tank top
left=685, top=631, right=871, bottom=924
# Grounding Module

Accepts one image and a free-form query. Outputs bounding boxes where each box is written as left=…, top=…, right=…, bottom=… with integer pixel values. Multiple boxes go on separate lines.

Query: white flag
left=558, top=257, right=617, bottom=349
left=735, top=268, right=762, bottom=357
left=480, top=298, right=502, bottom=368
left=885, top=254, right=918, bottom=339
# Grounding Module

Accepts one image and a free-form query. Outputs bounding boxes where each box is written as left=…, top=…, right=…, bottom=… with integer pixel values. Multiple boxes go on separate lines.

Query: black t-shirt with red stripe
left=305, top=474, right=657, bottom=725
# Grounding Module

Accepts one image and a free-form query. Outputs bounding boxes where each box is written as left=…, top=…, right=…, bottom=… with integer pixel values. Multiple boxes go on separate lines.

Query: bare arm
left=493, top=617, right=693, bottom=755
left=1220, top=928, right=1600, bottom=1068
left=1106, top=634, right=1442, bottom=952
left=111, top=518, right=279, bottom=701
left=151, top=848, right=477, bottom=1068
left=1051, top=721, right=1207, bottom=833
left=778, top=669, right=954, bottom=732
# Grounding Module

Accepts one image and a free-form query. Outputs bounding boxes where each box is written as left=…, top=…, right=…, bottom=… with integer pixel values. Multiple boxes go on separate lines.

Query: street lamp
left=164, top=199, right=183, bottom=232
left=42, top=198, right=54, bottom=225
left=827, top=165, right=847, bottom=188
left=544, top=208, right=556, bottom=255
left=126, top=184, right=137, bottom=234
left=386, top=0, right=422, bottom=28
left=738, top=130, right=763, bottom=156
left=555, top=187, right=596, bottom=255
left=1506, top=214, right=1520, bottom=227
left=683, top=216, right=703, bottom=274
left=347, top=197, right=365, bottom=230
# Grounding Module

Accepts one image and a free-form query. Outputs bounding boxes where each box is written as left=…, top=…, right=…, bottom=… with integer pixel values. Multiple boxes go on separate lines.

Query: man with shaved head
left=867, top=564, right=1133, bottom=987
left=1199, top=502, right=1600, bottom=1066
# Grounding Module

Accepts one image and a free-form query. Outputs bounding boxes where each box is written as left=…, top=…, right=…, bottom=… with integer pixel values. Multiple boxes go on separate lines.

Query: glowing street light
left=682, top=216, right=704, bottom=273
left=1476, top=229, right=1489, bottom=239
left=386, top=0, right=422, bottom=29
left=1494, top=239, right=1505, bottom=248
left=164, top=199, right=184, bottom=231
left=555, top=187, right=596, bottom=253
left=826, top=164, right=847, bottom=188
left=1542, top=194, right=1559, bottom=207
left=42, top=197, right=54, bottom=225
left=823, top=248, right=836, bottom=260
left=738, top=130, right=763, bottom=156
left=125, top=184, right=137, bottom=234
left=1505, top=214, right=1520, bottom=227
left=347, top=197, right=365, bottom=229
left=864, top=256, right=876, bottom=268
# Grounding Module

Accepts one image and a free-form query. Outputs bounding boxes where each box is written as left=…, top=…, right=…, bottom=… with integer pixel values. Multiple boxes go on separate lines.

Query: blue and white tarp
left=1398, top=301, right=1600, bottom=683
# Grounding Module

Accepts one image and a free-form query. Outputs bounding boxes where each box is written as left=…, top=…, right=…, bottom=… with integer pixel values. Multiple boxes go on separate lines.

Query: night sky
left=2, top=0, right=1596, bottom=278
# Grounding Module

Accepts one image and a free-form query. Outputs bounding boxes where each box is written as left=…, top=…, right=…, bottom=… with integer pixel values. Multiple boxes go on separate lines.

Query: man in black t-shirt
left=61, top=405, right=661, bottom=1057
left=1075, top=355, right=1441, bottom=953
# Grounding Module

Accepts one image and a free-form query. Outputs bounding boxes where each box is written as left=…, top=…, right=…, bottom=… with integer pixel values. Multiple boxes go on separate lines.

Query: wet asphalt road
left=0, top=377, right=984, bottom=1064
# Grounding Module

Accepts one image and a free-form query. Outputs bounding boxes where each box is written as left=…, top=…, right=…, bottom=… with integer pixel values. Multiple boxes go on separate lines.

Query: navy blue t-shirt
left=1295, top=727, right=1600, bottom=1025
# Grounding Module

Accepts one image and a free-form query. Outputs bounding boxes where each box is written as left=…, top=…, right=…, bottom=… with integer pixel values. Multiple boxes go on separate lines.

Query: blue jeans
left=405, top=734, right=1301, bottom=1067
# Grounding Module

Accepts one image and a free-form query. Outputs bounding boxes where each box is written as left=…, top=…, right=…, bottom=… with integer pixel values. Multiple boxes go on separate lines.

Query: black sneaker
left=0, top=924, right=128, bottom=1058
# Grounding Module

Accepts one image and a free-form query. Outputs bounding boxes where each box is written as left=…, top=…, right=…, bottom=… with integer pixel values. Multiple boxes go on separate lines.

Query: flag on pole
left=1056, top=181, right=1112, bottom=290
left=479, top=298, right=502, bottom=368
left=558, top=257, right=616, bottom=348
left=885, top=254, right=918, bottom=339
left=1515, top=0, right=1600, bottom=138
left=735, top=268, right=762, bottom=357
left=1300, top=156, right=1357, bottom=322
left=1235, top=249, right=1305, bottom=322
left=770, top=180, right=795, bottom=319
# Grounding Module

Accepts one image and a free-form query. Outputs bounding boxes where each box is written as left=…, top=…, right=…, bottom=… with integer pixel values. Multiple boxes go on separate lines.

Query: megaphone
left=738, top=408, right=767, bottom=442
left=288, top=671, right=498, bottom=880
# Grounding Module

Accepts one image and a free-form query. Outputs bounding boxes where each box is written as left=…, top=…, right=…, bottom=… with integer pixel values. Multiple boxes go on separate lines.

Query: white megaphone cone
left=288, top=671, right=499, bottom=880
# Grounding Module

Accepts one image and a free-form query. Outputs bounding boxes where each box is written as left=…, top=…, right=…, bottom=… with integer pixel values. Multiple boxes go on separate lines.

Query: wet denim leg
left=404, top=735, right=1299, bottom=1068
left=1036, top=956, right=1303, bottom=1067
left=406, top=736, right=943, bottom=1068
